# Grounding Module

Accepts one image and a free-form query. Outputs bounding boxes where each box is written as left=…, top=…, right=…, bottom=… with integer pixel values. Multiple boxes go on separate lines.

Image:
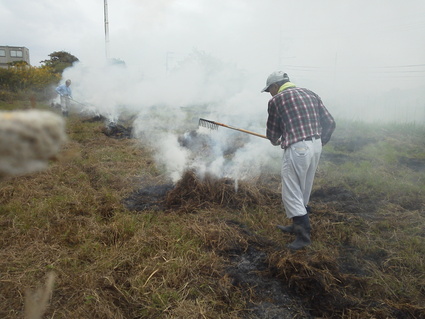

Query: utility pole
left=104, top=0, right=110, bottom=59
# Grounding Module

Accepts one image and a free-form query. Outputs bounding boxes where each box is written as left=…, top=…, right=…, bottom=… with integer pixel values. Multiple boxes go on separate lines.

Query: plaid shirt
left=266, top=86, right=335, bottom=149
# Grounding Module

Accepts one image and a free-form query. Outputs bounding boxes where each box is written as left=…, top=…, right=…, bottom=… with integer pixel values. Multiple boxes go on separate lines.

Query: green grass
left=318, top=120, right=425, bottom=210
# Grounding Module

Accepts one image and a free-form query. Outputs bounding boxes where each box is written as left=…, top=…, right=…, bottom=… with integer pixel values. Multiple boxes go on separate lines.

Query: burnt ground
left=222, top=223, right=312, bottom=319
left=123, top=183, right=174, bottom=211
left=123, top=174, right=352, bottom=318
left=80, top=115, right=134, bottom=139
left=102, top=122, right=133, bottom=139
left=398, top=156, right=425, bottom=172
left=123, top=168, right=425, bottom=318
left=124, top=177, right=425, bottom=318
left=125, top=184, right=312, bottom=318
left=310, top=186, right=380, bottom=216
left=119, top=132, right=425, bottom=318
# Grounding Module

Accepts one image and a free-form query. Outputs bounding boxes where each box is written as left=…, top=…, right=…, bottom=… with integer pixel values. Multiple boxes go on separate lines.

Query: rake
left=198, top=118, right=267, bottom=139
left=69, top=98, right=90, bottom=107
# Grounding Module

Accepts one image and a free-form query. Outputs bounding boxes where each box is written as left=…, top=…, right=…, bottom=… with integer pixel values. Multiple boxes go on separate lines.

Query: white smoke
left=59, top=50, right=283, bottom=183
left=62, top=42, right=422, bottom=185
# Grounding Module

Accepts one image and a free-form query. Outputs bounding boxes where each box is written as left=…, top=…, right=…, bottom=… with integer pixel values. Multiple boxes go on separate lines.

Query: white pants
left=281, top=137, right=322, bottom=218
left=60, top=96, right=70, bottom=112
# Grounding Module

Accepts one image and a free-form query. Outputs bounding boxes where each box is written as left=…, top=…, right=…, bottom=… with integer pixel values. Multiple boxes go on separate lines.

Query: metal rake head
left=198, top=118, right=219, bottom=130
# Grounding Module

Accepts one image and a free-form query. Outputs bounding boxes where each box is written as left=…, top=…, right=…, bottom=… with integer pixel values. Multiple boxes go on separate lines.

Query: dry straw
left=165, top=170, right=281, bottom=213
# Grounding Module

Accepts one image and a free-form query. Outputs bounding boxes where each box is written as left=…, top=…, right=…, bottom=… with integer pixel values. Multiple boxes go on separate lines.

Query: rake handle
left=69, top=98, right=87, bottom=106
left=206, top=119, right=268, bottom=139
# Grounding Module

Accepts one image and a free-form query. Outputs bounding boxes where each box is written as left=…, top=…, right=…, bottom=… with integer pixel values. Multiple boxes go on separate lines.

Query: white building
left=0, top=46, right=30, bottom=68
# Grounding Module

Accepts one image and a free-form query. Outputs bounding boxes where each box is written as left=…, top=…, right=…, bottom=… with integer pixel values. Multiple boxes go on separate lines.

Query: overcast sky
left=1, top=0, right=425, bottom=122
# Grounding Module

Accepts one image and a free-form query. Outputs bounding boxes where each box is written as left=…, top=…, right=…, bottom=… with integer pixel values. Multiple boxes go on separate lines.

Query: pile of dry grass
left=165, top=170, right=281, bottom=213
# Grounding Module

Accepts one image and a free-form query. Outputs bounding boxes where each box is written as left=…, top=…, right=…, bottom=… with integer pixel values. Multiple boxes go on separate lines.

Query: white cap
left=261, top=71, right=289, bottom=92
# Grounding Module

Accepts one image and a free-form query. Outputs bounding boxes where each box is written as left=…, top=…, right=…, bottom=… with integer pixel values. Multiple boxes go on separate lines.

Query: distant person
left=262, top=71, right=336, bottom=250
left=55, top=79, right=72, bottom=117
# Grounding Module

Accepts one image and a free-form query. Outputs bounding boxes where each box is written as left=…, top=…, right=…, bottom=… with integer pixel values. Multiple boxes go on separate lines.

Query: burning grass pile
left=102, top=122, right=133, bottom=139
left=165, top=170, right=282, bottom=213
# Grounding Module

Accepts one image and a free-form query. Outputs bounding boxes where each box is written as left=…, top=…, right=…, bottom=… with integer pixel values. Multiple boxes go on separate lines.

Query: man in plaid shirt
left=262, top=71, right=336, bottom=250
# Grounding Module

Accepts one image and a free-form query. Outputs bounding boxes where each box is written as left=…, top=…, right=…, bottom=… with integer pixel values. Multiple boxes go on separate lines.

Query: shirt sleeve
left=266, top=99, right=283, bottom=145
left=318, top=98, right=336, bottom=145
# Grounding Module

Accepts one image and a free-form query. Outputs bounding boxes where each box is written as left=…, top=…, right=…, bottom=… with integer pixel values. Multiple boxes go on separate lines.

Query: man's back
left=56, top=84, right=72, bottom=97
left=267, top=86, right=334, bottom=148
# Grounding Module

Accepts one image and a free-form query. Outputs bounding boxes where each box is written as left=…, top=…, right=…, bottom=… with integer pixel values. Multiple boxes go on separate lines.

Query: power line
left=371, top=64, right=425, bottom=69
left=282, top=64, right=425, bottom=79
left=284, top=64, right=425, bottom=71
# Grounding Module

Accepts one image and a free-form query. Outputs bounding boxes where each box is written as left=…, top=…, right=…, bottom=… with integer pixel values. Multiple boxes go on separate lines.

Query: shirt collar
left=278, top=82, right=296, bottom=93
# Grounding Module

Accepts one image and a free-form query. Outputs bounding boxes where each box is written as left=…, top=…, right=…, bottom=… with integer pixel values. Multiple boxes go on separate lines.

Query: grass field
left=0, top=101, right=424, bottom=318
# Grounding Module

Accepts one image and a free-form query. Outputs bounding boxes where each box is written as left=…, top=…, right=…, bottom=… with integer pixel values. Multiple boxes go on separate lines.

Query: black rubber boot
left=287, top=214, right=311, bottom=251
left=277, top=224, right=294, bottom=234
left=277, top=206, right=311, bottom=234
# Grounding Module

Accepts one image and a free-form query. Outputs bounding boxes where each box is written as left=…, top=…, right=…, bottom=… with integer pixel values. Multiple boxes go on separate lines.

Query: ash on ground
left=124, top=175, right=311, bottom=318
left=102, top=122, right=133, bottom=139
left=225, top=238, right=312, bottom=318
left=124, top=183, right=174, bottom=211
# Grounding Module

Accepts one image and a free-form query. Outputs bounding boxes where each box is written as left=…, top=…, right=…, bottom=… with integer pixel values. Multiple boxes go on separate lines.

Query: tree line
left=0, top=51, right=79, bottom=101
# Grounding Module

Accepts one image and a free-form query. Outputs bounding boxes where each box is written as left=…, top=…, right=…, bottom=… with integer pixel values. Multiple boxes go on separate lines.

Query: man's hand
left=271, top=138, right=281, bottom=146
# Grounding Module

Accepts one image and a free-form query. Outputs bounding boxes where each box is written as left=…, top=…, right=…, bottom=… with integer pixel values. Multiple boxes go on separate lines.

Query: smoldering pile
left=164, top=170, right=281, bottom=213
left=0, top=110, right=67, bottom=178
left=125, top=170, right=281, bottom=213
left=101, top=122, right=133, bottom=139
left=80, top=112, right=134, bottom=139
